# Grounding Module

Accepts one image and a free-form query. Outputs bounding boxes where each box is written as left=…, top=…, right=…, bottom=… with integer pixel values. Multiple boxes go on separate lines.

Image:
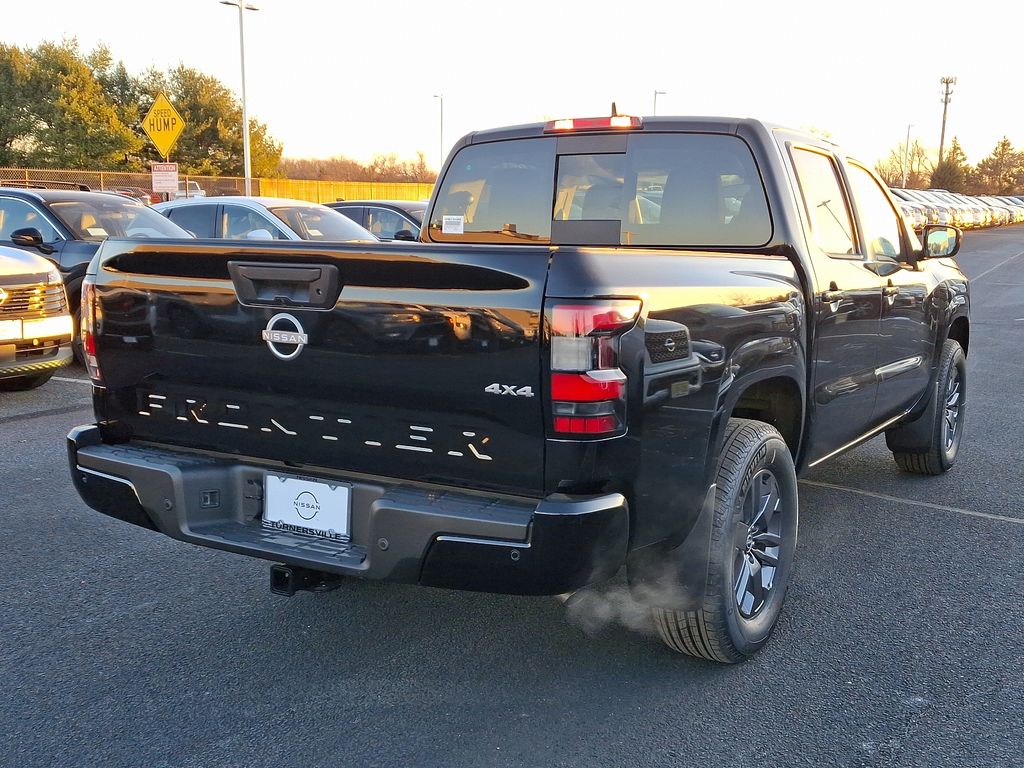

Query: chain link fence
left=0, top=168, right=433, bottom=204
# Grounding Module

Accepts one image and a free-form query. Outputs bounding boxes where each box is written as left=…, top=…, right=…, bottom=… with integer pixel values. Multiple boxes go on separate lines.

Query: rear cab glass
left=428, top=133, right=771, bottom=248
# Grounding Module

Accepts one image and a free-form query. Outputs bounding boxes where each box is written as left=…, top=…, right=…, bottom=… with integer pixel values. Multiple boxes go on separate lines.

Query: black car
left=327, top=199, right=426, bottom=241
left=0, top=187, right=191, bottom=357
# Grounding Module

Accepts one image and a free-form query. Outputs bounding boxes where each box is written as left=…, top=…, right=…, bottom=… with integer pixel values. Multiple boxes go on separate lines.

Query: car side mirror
left=918, top=225, right=961, bottom=260
left=10, top=227, right=55, bottom=255
left=245, top=229, right=274, bottom=240
left=393, top=229, right=417, bottom=241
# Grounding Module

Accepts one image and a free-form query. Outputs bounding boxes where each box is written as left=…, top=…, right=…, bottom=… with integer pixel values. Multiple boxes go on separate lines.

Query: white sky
left=5, top=0, right=1024, bottom=169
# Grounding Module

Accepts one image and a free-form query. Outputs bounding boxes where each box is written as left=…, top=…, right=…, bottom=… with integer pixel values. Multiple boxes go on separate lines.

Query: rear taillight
left=81, top=276, right=102, bottom=383
left=547, top=300, right=640, bottom=437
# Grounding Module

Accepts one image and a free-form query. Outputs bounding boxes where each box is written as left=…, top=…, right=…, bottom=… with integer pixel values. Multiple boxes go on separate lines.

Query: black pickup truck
left=67, top=116, right=969, bottom=662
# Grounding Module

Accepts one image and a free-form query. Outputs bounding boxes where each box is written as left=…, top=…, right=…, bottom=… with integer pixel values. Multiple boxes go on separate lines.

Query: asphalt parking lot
left=3, top=228, right=1022, bottom=768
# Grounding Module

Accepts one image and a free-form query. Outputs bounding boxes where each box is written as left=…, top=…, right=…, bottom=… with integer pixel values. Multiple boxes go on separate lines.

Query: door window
left=791, top=149, right=856, bottom=256
left=0, top=198, right=59, bottom=243
left=166, top=205, right=218, bottom=238
left=221, top=205, right=287, bottom=239
left=367, top=207, right=416, bottom=239
left=846, top=163, right=904, bottom=260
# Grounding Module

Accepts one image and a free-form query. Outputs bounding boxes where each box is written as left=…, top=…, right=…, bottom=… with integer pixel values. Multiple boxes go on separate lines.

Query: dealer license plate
left=0, top=320, right=22, bottom=341
left=262, top=474, right=351, bottom=541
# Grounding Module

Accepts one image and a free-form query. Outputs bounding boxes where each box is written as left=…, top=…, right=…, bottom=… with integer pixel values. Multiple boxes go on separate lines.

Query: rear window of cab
left=428, top=134, right=771, bottom=247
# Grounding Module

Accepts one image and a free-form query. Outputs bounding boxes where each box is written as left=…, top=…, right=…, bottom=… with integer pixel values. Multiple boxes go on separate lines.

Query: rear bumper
left=67, top=425, right=628, bottom=595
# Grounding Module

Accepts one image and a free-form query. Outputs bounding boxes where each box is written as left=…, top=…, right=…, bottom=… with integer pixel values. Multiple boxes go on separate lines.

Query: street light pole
left=433, top=94, right=444, bottom=170
left=221, top=0, right=259, bottom=196
left=653, top=90, right=666, bottom=116
left=902, top=123, right=913, bottom=188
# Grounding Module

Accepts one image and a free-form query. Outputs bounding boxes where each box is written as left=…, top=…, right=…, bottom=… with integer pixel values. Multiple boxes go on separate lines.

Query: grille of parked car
left=645, top=328, right=691, bottom=363
left=0, top=284, right=67, bottom=319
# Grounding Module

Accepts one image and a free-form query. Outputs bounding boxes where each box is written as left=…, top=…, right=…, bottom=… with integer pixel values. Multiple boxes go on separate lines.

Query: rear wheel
left=653, top=419, right=799, bottom=663
left=886, top=339, right=966, bottom=475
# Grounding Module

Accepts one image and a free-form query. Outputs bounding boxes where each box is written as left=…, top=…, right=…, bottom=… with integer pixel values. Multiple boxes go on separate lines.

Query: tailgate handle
left=228, top=261, right=340, bottom=310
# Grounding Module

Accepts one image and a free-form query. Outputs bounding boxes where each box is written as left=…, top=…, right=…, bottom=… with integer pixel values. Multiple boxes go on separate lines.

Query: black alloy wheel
left=733, top=469, right=784, bottom=619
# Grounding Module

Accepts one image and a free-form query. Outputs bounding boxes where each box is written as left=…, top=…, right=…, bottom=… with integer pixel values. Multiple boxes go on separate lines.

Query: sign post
left=142, top=93, right=186, bottom=201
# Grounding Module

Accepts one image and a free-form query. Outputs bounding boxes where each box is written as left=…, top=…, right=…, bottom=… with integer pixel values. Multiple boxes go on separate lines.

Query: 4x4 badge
left=262, top=313, right=308, bottom=360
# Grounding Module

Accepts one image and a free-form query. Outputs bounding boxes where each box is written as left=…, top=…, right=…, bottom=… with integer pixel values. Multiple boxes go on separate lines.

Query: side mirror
left=393, top=229, right=417, bottom=241
left=11, top=227, right=44, bottom=247
left=245, top=229, right=274, bottom=240
left=918, top=225, right=961, bottom=260
left=10, top=227, right=55, bottom=255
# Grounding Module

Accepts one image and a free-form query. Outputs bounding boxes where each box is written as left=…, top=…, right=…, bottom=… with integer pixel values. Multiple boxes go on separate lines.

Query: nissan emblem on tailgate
left=262, top=313, right=308, bottom=360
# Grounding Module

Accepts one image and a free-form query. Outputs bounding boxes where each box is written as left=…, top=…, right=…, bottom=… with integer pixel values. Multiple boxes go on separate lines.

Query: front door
left=844, top=162, right=937, bottom=423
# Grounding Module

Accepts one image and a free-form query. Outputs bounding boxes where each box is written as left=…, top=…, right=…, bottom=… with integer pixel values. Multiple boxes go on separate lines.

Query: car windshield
left=268, top=205, right=375, bottom=241
left=48, top=197, right=191, bottom=241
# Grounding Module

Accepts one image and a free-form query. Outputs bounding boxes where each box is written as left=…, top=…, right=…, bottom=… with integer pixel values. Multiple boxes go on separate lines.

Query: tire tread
left=654, top=418, right=783, bottom=663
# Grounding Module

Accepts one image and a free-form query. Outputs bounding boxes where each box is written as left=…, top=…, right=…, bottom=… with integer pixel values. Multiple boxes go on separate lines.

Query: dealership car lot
left=2, top=226, right=1022, bottom=767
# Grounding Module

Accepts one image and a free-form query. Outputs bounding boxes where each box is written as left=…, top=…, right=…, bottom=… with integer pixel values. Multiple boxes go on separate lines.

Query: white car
left=175, top=180, right=206, bottom=199
left=152, top=197, right=377, bottom=242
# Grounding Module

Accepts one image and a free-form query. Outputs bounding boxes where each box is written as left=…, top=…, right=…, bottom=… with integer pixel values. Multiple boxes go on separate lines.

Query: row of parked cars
left=891, top=187, right=1024, bottom=232
left=0, top=182, right=427, bottom=389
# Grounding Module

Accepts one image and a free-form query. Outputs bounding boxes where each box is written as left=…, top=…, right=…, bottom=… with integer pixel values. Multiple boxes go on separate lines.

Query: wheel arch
left=946, top=313, right=969, bottom=356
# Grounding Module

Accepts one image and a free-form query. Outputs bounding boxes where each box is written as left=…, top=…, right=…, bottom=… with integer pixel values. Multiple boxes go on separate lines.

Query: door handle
left=820, top=281, right=842, bottom=303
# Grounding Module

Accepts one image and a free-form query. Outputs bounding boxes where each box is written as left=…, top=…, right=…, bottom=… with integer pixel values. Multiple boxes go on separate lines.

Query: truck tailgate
left=90, top=239, right=550, bottom=495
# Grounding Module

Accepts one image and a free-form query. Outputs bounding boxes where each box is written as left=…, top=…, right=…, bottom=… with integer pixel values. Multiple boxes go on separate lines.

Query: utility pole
left=902, top=123, right=913, bottom=188
left=938, top=76, right=956, bottom=164
left=653, top=90, right=666, bottom=116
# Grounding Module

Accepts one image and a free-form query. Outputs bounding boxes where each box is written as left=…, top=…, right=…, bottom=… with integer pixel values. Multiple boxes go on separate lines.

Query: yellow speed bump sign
left=142, top=93, right=186, bottom=159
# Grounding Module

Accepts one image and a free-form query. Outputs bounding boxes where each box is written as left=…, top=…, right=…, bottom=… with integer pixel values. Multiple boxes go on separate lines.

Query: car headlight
left=46, top=269, right=63, bottom=285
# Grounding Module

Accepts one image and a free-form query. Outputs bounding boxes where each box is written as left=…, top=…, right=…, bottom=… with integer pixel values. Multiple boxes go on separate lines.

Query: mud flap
left=625, top=483, right=717, bottom=611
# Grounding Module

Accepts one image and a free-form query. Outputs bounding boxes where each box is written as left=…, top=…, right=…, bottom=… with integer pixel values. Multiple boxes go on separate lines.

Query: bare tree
left=875, top=139, right=933, bottom=189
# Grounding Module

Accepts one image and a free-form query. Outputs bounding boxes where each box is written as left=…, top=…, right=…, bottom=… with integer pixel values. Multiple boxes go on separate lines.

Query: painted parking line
left=799, top=480, right=1024, bottom=526
left=969, top=248, right=1024, bottom=283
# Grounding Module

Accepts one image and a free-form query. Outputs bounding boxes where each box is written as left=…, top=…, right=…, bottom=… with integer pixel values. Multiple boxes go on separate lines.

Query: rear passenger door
left=789, top=146, right=884, bottom=466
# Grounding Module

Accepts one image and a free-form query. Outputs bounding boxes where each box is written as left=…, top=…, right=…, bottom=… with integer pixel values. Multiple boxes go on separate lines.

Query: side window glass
left=0, top=199, right=59, bottom=243
left=791, top=148, right=856, bottom=256
left=167, top=205, right=217, bottom=238
left=222, top=206, right=284, bottom=239
left=847, top=163, right=903, bottom=260
left=366, top=208, right=407, bottom=239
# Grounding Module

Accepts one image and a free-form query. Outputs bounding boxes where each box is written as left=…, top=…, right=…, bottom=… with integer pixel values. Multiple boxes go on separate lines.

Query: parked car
left=154, top=197, right=377, bottom=242
left=0, top=244, right=74, bottom=389
left=69, top=115, right=968, bottom=664
left=175, top=180, right=206, bottom=199
left=327, top=200, right=426, bottom=241
left=104, top=186, right=159, bottom=205
left=0, top=186, right=193, bottom=360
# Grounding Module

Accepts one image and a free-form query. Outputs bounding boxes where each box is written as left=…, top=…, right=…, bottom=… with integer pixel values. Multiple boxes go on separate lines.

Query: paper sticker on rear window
left=86, top=227, right=108, bottom=237
left=442, top=215, right=464, bottom=234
